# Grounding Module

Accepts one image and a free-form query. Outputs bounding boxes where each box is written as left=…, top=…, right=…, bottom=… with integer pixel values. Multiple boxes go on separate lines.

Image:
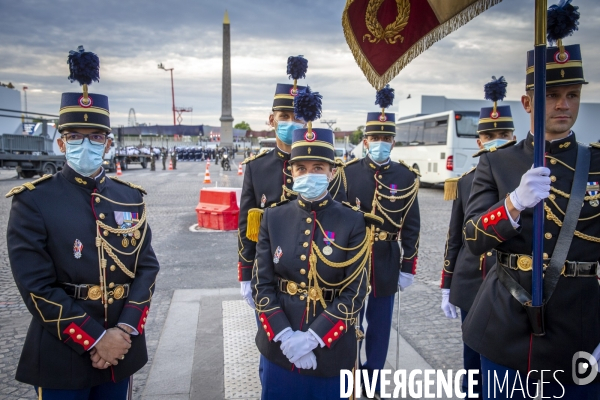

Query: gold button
left=143, top=317, right=147, bottom=322
left=109, top=282, right=115, bottom=289
left=287, top=179, right=291, bottom=183
left=487, top=252, right=493, bottom=256
left=103, top=230, right=109, bottom=237
left=306, top=218, right=312, bottom=223
left=146, top=309, right=149, bottom=315
left=374, top=237, right=379, bottom=241
left=267, top=332, right=271, bottom=337
left=328, top=338, right=333, bottom=343
left=300, top=268, right=306, bottom=274
left=339, top=326, right=344, bottom=331
left=260, top=318, right=264, bottom=322
left=69, top=328, right=75, bottom=334
left=378, top=185, right=382, bottom=189
left=287, top=166, right=292, bottom=171
left=304, top=230, right=310, bottom=235
left=550, top=176, right=556, bottom=182
left=263, top=325, right=267, bottom=330
left=83, top=340, right=89, bottom=346
left=376, top=228, right=380, bottom=232
left=543, top=253, right=549, bottom=259
left=300, top=282, right=306, bottom=288
left=545, top=233, right=552, bottom=239
left=108, top=298, right=114, bottom=304
left=95, top=197, right=100, bottom=203
left=76, top=334, right=82, bottom=340
left=303, top=242, right=308, bottom=248
left=299, top=295, right=305, bottom=300
left=490, top=215, right=495, bottom=221
left=300, top=255, right=306, bottom=261
left=378, top=175, right=383, bottom=179
left=141, top=324, right=144, bottom=329
left=378, top=196, right=382, bottom=200
left=497, top=212, right=502, bottom=217
left=99, top=213, right=105, bottom=220
left=551, top=159, right=557, bottom=164
left=110, top=265, right=116, bottom=272
left=484, top=218, right=489, bottom=223
left=334, top=332, right=338, bottom=337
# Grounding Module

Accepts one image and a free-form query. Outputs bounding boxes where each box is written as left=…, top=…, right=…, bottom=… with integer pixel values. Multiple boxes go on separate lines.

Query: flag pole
left=532, top=0, right=547, bottom=307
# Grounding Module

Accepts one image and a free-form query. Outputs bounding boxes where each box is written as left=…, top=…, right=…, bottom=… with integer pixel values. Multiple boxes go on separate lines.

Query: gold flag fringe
left=342, top=0, right=503, bottom=90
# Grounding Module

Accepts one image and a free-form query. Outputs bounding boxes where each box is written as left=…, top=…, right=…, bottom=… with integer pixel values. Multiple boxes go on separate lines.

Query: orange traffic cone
left=169, top=159, right=173, bottom=170
left=203, top=166, right=212, bottom=184
left=116, top=161, right=123, bottom=176
left=237, top=163, right=243, bottom=175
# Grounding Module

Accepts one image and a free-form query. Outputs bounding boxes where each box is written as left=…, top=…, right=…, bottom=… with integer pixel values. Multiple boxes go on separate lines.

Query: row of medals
left=103, top=228, right=141, bottom=248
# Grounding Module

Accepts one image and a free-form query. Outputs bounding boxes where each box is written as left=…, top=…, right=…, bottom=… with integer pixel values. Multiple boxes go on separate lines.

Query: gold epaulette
left=241, top=149, right=270, bottom=165
left=590, top=142, right=600, bottom=149
left=342, top=201, right=384, bottom=226
left=109, top=176, right=147, bottom=195
left=396, top=159, right=421, bottom=177
left=472, top=140, right=517, bottom=158
left=246, top=200, right=290, bottom=242
left=5, top=174, right=52, bottom=198
left=344, top=158, right=360, bottom=167
left=443, top=167, right=475, bottom=201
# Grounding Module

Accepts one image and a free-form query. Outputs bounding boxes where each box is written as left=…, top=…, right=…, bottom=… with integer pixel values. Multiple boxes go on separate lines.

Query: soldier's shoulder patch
left=344, top=158, right=360, bottom=167
left=341, top=201, right=384, bottom=226
left=589, top=142, right=600, bottom=149
left=241, top=149, right=271, bottom=165
left=109, top=176, right=147, bottom=195
left=472, top=140, right=517, bottom=158
left=5, top=174, right=53, bottom=198
left=396, top=159, right=421, bottom=177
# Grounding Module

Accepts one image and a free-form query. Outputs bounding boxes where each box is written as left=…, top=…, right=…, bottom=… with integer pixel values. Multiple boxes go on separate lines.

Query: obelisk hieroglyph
left=219, top=10, right=234, bottom=147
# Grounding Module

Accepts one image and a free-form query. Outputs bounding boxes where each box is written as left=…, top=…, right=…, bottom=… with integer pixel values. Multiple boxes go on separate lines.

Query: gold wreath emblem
left=363, top=0, right=410, bottom=44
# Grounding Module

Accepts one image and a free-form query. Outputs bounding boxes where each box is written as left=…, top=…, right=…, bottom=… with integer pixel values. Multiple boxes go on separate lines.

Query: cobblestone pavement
left=0, top=159, right=462, bottom=399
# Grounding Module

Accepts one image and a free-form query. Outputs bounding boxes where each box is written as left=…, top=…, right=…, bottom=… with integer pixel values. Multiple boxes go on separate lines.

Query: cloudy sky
left=1, top=0, right=599, bottom=132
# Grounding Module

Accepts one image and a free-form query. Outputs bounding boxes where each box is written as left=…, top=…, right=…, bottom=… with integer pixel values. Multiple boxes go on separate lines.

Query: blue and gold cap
left=58, top=46, right=111, bottom=133
left=365, top=85, right=395, bottom=136
left=478, top=76, right=514, bottom=133
left=526, top=0, right=587, bottom=90
left=272, top=56, right=307, bottom=112
left=291, top=128, right=335, bottom=164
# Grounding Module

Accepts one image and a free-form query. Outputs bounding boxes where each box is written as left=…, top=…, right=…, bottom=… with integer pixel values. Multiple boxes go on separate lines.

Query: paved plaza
left=0, top=157, right=462, bottom=399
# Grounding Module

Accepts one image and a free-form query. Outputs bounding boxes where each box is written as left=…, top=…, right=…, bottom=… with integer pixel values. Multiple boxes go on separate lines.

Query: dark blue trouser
left=461, top=308, right=482, bottom=396
left=359, top=291, right=395, bottom=392
left=34, top=377, right=129, bottom=400
left=481, top=355, right=600, bottom=400
left=261, top=355, right=343, bottom=400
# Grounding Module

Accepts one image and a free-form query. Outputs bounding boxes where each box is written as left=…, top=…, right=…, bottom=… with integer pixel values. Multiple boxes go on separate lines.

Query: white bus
left=393, top=110, right=481, bottom=185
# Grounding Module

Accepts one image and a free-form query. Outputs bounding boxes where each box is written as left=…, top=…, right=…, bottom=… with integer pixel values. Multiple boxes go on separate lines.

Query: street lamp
left=157, top=62, right=176, bottom=125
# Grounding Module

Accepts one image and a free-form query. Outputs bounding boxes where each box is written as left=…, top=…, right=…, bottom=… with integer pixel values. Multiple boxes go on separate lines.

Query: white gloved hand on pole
left=240, top=281, right=254, bottom=308
left=441, top=288, right=458, bottom=319
left=293, top=351, right=317, bottom=370
left=398, top=272, right=414, bottom=292
left=509, top=166, right=551, bottom=211
left=280, top=331, right=319, bottom=364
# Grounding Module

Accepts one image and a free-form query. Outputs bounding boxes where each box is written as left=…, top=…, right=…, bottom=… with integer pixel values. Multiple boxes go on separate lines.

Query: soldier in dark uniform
left=7, top=47, right=159, bottom=400
left=252, top=88, right=373, bottom=399
left=441, top=76, right=516, bottom=397
left=344, top=86, right=420, bottom=395
left=238, top=56, right=347, bottom=305
left=161, top=147, right=167, bottom=170
left=462, top=4, right=600, bottom=397
left=171, top=146, right=177, bottom=170
left=150, top=147, right=156, bottom=171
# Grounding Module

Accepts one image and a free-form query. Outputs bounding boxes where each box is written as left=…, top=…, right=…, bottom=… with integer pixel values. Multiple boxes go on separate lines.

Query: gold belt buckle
left=88, top=285, right=103, bottom=301
left=517, top=255, right=533, bottom=272
left=378, top=231, right=387, bottom=241
left=308, top=287, right=321, bottom=301
left=113, top=285, right=125, bottom=300
left=286, top=281, right=298, bottom=296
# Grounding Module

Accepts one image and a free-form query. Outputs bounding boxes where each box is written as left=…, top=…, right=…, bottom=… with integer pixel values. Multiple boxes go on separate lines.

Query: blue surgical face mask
left=368, top=141, right=392, bottom=163
left=482, top=139, right=509, bottom=150
left=276, top=121, right=304, bottom=145
left=66, top=140, right=106, bottom=177
left=293, top=173, right=329, bottom=200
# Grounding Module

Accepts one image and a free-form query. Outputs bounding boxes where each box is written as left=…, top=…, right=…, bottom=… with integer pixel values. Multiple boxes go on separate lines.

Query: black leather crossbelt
left=496, top=251, right=598, bottom=277
left=60, top=283, right=130, bottom=301
left=278, top=278, right=340, bottom=302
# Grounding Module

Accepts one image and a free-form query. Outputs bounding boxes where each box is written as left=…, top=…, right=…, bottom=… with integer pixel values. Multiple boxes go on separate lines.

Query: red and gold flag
left=342, top=0, right=503, bottom=89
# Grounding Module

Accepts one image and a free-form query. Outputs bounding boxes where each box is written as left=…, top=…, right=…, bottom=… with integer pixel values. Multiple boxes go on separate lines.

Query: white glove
left=592, top=342, right=600, bottom=364
left=240, top=281, right=253, bottom=308
left=509, top=166, right=551, bottom=211
left=398, top=272, right=414, bottom=292
left=294, top=350, right=318, bottom=370
left=441, top=289, right=458, bottom=319
left=280, top=331, right=319, bottom=363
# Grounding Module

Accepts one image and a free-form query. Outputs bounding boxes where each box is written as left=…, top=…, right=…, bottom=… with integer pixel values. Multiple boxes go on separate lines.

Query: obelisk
left=219, top=10, right=234, bottom=147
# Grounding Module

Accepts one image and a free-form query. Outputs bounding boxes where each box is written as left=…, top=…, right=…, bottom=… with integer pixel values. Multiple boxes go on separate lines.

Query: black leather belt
left=497, top=251, right=598, bottom=277
left=374, top=229, right=399, bottom=242
left=60, top=283, right=130, bottom=300
left=278, top=278, right=340, bottom=302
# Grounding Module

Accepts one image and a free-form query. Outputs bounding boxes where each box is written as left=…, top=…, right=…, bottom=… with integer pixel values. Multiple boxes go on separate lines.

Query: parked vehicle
left=0, top=134, right=65, bottom=178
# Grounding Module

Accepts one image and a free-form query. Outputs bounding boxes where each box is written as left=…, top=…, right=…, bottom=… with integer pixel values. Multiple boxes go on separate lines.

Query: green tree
left=234, top=121, right=251, bottom=131
left=349, top=125, right=364, bottom=145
